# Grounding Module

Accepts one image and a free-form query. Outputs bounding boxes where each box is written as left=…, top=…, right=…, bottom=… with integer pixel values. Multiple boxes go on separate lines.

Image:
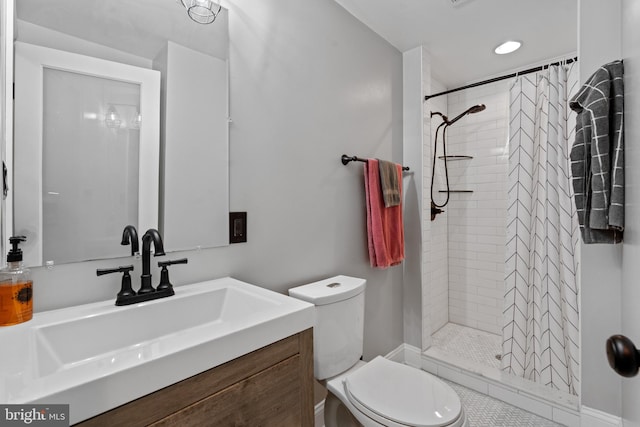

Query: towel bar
left=341, top=154, right=410, bottom=171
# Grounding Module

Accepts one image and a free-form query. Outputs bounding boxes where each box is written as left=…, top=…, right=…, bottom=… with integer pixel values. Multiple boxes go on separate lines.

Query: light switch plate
left=229, top=212, right=247, bottom=243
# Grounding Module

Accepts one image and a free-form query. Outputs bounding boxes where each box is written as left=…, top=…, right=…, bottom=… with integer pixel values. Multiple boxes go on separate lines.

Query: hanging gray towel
left=569, top=60, right=624, bottom=244
left=377, top=159, right=401, bottom=207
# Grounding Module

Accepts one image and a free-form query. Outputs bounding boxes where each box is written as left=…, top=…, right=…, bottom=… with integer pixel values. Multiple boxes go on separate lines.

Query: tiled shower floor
left=426, top=322, right=579, bottom=424
left=431, top=323, right=502, bottom=369
left=445, top=380, right=562, bottom=427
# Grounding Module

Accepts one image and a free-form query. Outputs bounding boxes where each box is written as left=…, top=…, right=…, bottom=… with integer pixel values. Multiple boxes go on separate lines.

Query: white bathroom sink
left=0, top=277, right=314, bottom=424
left=35, top=285, right=277, bottom=374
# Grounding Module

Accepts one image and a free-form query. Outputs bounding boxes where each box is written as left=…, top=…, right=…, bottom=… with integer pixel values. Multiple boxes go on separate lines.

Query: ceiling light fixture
left=181, top=0, right=222, bottom=24
left=494, top=40, right=522, bottom=55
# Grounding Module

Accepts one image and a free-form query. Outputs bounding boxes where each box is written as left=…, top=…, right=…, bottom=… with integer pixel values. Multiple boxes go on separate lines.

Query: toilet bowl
left=288, top=276, right=467, bottom=427
left=323, top=358, right=466, bottom=427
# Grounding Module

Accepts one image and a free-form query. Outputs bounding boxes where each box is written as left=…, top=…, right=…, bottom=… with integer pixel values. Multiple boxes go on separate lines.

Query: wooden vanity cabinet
left=76, top=328, right=314, bottom=427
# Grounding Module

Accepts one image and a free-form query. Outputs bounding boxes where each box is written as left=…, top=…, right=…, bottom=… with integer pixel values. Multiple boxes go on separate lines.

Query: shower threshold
left=423, top=323, right=579, bottom=421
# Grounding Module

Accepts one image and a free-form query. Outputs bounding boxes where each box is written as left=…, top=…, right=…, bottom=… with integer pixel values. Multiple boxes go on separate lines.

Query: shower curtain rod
left=424, top=56, right=578, bottom=101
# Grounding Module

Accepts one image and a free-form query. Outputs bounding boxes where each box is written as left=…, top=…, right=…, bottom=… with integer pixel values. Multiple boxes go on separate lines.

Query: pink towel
left=364, top=159, right=405, bottom=268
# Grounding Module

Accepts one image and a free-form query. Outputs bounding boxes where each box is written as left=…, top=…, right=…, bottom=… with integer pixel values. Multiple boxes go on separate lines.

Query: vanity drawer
left=151, top=355, right=302, bottom=426
left=75, top=328, right=313, bottom=426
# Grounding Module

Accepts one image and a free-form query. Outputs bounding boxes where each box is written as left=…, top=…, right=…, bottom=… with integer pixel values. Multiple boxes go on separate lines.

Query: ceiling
left=16, top=0, right=228, bottom=60
left=17, top=0, right=577, bottom=89
left=334, top=0, right=578, bottom=89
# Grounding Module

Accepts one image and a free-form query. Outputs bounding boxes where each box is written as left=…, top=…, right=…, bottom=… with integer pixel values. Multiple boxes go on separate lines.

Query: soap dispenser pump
left=0, top=236, right=33, bottom=326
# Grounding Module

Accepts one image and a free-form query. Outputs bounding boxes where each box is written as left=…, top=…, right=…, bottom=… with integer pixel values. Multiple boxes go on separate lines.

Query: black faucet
left=121, top=225, right=139, bottom=256
left=97, top=228, right=176, bottom=306
left=139, top=228, right=166, bottom=295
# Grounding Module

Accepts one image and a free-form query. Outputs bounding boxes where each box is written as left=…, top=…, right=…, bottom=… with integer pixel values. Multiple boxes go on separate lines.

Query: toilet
left=289, top=275, right=467, bottom=427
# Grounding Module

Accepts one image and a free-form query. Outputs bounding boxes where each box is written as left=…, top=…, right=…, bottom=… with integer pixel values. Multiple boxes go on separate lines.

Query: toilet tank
left=288, top=275, right=366, bottom=380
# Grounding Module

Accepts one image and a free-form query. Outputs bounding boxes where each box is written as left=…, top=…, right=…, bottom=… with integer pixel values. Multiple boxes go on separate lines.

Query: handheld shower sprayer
left=429, top=104, right=486, bottom=220
left=467, top=104, right=487, bottom=114
left=431, top=104, right=486, bottom=126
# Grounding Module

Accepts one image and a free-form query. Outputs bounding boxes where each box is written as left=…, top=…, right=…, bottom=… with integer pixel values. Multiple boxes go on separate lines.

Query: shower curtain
left=501, top=62, right=580, bottom=395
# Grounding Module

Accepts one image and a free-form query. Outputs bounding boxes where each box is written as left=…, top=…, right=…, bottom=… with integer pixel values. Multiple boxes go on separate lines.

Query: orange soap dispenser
left=0, top=236, right=33, bottom=326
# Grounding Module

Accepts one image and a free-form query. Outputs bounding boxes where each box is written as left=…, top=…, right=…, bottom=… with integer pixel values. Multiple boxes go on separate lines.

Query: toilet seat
left=343, top=357, right=463, bottom=427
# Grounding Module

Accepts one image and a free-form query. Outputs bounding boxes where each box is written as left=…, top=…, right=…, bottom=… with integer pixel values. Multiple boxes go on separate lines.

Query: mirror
left=11, top=0, right=230, bottom=267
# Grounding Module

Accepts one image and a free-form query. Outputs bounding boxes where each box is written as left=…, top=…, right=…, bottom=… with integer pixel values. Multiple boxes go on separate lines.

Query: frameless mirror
left=11, top=0, right=230, bottom=267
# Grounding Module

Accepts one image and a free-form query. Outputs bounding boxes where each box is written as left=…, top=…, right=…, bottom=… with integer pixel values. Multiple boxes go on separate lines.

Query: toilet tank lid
left=288, top=275, right=366, bottom=306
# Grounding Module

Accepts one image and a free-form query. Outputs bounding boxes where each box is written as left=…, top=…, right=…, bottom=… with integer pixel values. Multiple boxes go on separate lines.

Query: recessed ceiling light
left=494, top=40, right=522, bottom=55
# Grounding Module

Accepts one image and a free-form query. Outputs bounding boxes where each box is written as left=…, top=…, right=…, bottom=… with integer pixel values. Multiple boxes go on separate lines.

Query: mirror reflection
left=11, top=0, right=230, bottom=267
left=41, top=70, right=141, bottom=265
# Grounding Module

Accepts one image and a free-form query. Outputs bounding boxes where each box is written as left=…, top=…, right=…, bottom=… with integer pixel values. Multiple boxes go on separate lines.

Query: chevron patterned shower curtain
left=501, top=63, right=580, bottom=395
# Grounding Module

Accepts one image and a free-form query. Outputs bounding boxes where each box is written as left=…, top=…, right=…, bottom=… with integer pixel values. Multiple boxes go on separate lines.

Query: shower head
left=446, top=104, right=486, bottom=125
left=467, top=104, right=486, bottom=114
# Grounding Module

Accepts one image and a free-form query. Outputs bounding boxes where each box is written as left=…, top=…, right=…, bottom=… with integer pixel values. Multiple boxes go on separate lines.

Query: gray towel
left=377, top=160, right=400, bottom=208
left=569, top=60, right=624, bottom=244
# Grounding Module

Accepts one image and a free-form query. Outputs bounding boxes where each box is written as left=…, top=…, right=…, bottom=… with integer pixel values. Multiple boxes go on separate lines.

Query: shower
left=429, top=104, right=486, bottom=220
left=423, top=61, right=580, bottom=402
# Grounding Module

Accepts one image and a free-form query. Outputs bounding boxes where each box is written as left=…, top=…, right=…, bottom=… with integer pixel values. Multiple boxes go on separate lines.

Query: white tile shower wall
left=445, top=81, right=509, bottom=335
left=427, top=78, right=449, bottom=336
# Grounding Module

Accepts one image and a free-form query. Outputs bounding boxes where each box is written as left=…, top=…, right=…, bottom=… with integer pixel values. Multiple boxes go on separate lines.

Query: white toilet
left=289, top=275, right=467, bottom=427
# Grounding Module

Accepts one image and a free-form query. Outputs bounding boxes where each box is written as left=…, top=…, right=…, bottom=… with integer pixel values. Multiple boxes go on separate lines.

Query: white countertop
left=0, top=277, right=314, bottom=424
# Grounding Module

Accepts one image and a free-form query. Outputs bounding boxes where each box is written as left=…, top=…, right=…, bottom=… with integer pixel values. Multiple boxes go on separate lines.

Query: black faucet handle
left=158, top=258, right=188, bottom=268
left=156, top=258, right=188, bottom=292
left=96, top=265, right=136, bottom=305
left=96, top=265, right=134, bottom=276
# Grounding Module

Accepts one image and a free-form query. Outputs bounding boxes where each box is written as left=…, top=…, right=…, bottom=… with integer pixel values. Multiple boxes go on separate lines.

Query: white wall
left=402, top=46, right=424, bottom=349
left=621, top=1, right=640, bottom=425
left=426, top=78, right=449, bottom=337
left=444, top=81, right=510, bottom=335
left=408, top=48, right=451, bottom=351
left=578, top=0, right=623, bottom=416
left=25, top=0, right=405, bottom=360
